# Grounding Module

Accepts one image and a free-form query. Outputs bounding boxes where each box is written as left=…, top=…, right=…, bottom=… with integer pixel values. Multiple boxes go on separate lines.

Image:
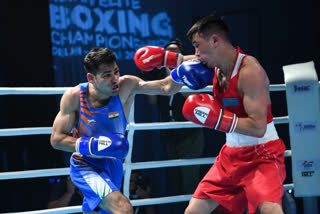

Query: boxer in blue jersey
left=50, top=47, right=195, bottom=213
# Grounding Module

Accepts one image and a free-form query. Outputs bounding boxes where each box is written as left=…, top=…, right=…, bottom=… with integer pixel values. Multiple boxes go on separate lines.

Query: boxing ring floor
left=0, top=82, right=317, bottom=214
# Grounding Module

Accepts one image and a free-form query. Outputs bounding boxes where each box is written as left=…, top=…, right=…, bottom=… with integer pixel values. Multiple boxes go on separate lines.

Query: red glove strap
left=215, top=110, right=238, bottom=133
left=164, top=51, right=182, bottom=68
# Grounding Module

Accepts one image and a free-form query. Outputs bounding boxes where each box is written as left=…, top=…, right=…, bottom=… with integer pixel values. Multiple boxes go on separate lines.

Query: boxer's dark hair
left=187, top=14, right=230, bottom=41
left=84, top=47, right=116, bottom=75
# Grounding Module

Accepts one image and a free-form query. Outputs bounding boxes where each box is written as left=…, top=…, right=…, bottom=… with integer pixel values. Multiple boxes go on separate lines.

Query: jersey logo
left=223, top=98, right=239, bottom=107
left=87, top=119, right=96, bottom=124
left=194, top=107, right=210, bottom=124
left=98, top=136, right=112, bottom=151
left=108, top=111, right=119, bottom=120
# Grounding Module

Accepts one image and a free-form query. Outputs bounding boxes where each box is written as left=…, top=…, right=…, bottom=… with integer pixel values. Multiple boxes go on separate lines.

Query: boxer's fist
left=134, top=46, right=182, bottom=71
left=75, top=133, right=129, bottom=159
left=171, top=60, right=213, bottom=90
left=183, top=94, right=238, bottom=133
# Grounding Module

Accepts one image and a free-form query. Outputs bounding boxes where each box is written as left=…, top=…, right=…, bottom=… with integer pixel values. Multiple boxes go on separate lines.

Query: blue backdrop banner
left=49, top=0, right=176, bottom=86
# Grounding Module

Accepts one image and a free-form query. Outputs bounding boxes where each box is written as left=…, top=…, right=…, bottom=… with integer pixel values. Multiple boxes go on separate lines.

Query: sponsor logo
left=194, top=107, right=210, bottom=124
left=142, top=53, right=161, bottom=64
left=181, top=75, right=192, bottom=87
left=223, top=98, right=239, bottom=107
left=297, top=159, right=320, bottom=177
left=87, top=119, right=96, bottom=124
left=301, top=171, right=314, bottom=177
left=297, top=160, right=320, bottom=171
left=294, top=121, right=317, bottom=132
left=294, top=84, right=310, bottom=92
left=108, top=111, right=119, bottom=119
left=98, top=136, right=112, bottom=151
left=291, top=83, right=313, bottom=93
left=302, top=160, right=314, bottom=169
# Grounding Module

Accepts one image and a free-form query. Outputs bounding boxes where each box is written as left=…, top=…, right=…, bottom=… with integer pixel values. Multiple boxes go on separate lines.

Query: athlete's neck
left=217, top=46, right=237, bottom=79
left=88, top=84, right=111, bottom=108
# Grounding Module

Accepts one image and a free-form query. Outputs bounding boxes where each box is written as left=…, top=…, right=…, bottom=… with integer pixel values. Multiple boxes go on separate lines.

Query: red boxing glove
left=182, top=94, right=238, bottom=133
left=134, top=46, right=182, bottom=71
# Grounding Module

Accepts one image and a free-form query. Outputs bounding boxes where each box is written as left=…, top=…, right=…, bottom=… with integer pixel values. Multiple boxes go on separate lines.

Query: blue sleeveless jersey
left=73, top=82, right=127, bottom=137
left=70, top=83, right=127, bottom=213
left=71, top=82, right=127, bottom=169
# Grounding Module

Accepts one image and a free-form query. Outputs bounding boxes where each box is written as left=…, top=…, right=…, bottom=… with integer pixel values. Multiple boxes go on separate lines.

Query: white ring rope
left=0, top=84, right=291, bottom=95
left=0, top=84, right=298, bottom=214
left=2, top=189, right=295, bottom=214
left=0, top=118, right=289, bottom=137
left=0, top=150, right=292, bottom=181
left=0, top=87, right=72, bottom=95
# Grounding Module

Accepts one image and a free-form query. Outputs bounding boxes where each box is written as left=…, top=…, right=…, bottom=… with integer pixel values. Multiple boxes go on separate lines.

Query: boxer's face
left=192, top=32, right=217, bottom=68
left=88, top=62, right=120, bottom=96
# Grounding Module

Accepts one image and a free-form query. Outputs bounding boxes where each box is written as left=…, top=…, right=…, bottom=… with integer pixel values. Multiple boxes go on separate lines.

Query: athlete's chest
left=216, top=69, right=231, bottom=92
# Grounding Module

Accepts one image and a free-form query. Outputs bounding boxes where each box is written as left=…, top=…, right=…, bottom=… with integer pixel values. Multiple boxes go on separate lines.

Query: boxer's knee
left=259, top=201, right=283, bottom=214
left=99, top=191, right=133, bottom=214
left=185, top=198, right=219, bottom=214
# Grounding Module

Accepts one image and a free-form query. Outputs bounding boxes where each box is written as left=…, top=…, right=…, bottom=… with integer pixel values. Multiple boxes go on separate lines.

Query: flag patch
left=223, top=98, right=239, bottom=107
left=108, top=111, right=119, bottom=119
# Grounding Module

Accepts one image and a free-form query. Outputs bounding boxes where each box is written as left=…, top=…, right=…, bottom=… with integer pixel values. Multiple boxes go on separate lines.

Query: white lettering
left=51, top=31, right=94, bottom=45
left=181, top=75, right=192, bottom=87
left=71, top=5, right=93, bottom=30
left=49, top=1, right=173, bottom=59
left=117, top=10, right=127, bottom=33
left=99, top=0, right=122, bottom=8
left=194, top=107, right=210, bottom=124
left=98, top=0, right=141, bottom=9
left=94, top=8, right=116, bottom=33
left=128, top=10, right=149, bottom=37
left=52, top=46, right=82, bottom=57
left=50, top=4, right=70, bottom=29
left=151, top=12, right=172, bottom=38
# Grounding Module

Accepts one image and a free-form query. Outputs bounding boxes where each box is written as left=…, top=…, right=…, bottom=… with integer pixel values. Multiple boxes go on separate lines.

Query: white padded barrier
left=283, top=61, right=320, bottom=197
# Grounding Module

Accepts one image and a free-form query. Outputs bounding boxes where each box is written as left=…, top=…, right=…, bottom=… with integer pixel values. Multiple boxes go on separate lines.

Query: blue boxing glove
left=171, top=60, right=213, bottom=90
left=75, top=133, right=129, bottom=159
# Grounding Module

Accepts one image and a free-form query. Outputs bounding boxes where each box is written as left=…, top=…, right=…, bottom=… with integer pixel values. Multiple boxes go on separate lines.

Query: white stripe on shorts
left=82, top=171, right=112, bottom=199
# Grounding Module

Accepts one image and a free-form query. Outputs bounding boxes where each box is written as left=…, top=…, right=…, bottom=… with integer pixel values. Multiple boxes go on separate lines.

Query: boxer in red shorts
left=178, top=14, right=286, bottom=214
left=133, top=14, right=286, bottom=213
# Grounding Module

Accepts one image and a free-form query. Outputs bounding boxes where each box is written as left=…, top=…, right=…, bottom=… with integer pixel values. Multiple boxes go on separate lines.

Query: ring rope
left=0, top=84, right=291, bottom=95
left=0, top=150, right=291, bottom=180
left=2, top=186, right=295, bottom=214
left=0, top=117, right=289, bottom=137
left=0, top=85, right=296, bottom=213
left=0, top=87, right=72, bottom=95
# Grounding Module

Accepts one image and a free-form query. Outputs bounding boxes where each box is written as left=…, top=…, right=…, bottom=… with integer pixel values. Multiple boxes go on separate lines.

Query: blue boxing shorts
left=70, top=153, right=123, bottom=214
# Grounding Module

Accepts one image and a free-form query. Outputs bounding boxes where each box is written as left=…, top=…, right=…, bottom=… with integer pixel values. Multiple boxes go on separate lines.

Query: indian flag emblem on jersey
left=108, top=111, right=119, bottom=120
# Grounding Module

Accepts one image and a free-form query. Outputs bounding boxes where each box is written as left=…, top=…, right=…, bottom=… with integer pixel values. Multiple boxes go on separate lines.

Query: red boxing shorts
left=193, top=139, right=286, bottom=214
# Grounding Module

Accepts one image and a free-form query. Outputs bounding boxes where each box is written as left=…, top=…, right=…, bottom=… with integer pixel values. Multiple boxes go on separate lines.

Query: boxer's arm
left=182, top=55, right=197, bottom=62
left=50, top=87, right=79, bottom=152
left=235, top=58, right=269, bottom=137
left=121, top=74, right=183, bottom=97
